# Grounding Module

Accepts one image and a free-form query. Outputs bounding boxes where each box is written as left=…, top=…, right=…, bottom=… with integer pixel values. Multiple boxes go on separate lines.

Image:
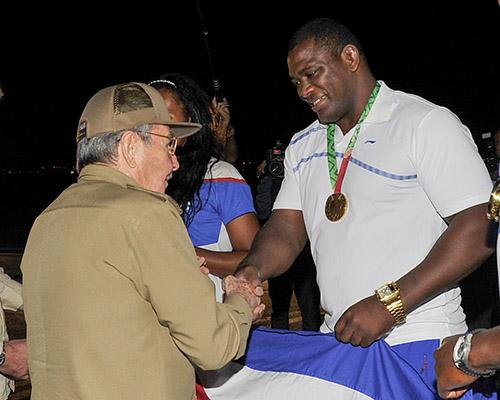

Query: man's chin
left=317, top=112, right=336, bottom=125
left=315, top=110, right=328, bottom=124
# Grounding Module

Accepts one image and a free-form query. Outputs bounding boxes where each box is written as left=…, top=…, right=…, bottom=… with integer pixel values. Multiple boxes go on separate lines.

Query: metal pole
left=196, top=0, right=224, bottom=101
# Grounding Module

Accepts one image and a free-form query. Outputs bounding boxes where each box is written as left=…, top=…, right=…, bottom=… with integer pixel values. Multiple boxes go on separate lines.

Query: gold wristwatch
left=487, top=178, right=500, bottom=222
left=375, top=281, right=406, bottom=324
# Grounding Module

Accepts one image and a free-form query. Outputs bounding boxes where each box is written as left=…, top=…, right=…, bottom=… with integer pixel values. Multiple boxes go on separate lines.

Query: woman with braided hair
left=149, top=73, right=260, bottom=301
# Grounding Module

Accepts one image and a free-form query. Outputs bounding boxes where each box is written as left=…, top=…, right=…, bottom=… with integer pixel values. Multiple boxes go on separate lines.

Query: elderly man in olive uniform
left=21, top=82, right=264, bottom=400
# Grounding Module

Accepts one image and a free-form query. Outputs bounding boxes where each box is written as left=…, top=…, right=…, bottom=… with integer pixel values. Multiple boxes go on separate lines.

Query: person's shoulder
left=125, top=184, right=168, bottom=200
left=207, top=159, right=246, bottom=181
left=106, top=184, right=181, bottom=222
left=403, top=92, right=462, bottom=126
left=384, top=86, right=472, bottom=145
left=391, top=86, right=454, bottom=120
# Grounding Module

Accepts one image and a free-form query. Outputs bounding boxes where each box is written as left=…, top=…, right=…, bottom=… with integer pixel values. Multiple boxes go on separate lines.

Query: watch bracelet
left=487, top=179, right=500, bottom=222
left=454, top=329, right=496, bottom=378
left=386, top=299, right=406, bottom=324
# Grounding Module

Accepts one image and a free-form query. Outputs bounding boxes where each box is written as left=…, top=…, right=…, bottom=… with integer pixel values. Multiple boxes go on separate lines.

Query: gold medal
left=325, top=84, right=381, bottom=223
left=325, top=192, right=349, bottom=222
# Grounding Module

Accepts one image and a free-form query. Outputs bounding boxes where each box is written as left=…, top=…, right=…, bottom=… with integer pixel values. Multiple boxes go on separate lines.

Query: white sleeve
left=412, top=107, right=492, bottom=217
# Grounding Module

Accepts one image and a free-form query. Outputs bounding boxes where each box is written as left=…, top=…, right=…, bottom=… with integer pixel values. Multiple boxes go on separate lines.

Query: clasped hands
left=198, top=259, right=265, bottom=323
left=223, top=275, right=265, bottom=323
left=228, top=265, right=397, bottom=339
left=226, top=265, right=265, bottom=323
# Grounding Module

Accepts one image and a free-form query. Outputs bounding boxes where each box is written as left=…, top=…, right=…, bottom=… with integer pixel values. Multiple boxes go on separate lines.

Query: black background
left=1, top=1, right=499, bottom=167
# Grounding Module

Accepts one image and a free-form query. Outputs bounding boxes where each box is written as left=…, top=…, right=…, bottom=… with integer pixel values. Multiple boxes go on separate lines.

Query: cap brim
left=164, top=122, right=202, bottom=138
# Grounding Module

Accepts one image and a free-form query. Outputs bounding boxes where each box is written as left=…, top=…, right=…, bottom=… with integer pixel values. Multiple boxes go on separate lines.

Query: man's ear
left=119, top=131, right=138, bottom=168
left=341, top=44, right=361, bottom=72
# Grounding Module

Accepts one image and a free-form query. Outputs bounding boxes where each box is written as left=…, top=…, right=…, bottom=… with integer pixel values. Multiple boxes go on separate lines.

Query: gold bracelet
left=386, top=299, right=406, bottom=324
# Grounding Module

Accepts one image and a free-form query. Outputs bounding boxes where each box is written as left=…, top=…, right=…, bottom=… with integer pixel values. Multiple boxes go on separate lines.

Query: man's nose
left=298, top=81, right=313, bottom=101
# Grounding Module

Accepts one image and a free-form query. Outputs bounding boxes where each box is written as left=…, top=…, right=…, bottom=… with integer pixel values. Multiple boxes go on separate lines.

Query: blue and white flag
left=201, top=327, right=496, bottom=400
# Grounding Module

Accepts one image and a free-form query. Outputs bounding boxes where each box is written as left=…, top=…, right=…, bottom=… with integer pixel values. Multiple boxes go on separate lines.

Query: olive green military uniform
left=21, top=164, right=252, bottom=399
left=0, top=271, right=23, bottom=399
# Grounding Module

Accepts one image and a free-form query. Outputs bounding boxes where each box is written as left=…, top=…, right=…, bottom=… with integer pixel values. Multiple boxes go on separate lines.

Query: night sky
left=1, top=1, right=499, bottom=167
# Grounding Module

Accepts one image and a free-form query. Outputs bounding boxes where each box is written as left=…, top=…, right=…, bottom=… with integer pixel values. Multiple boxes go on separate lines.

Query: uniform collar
left=79, top=164, right=136, bottom=187
left=363, top=80, right=394, bottom=124
left=78, top=164, right=175, bottom=206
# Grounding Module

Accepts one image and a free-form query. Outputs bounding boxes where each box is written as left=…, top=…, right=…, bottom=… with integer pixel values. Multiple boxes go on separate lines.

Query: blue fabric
left=391, top=340, right=497, bottom=399
left=187, top=177, right=255, bottom=247
left=240, top=327, right=497, bottom=400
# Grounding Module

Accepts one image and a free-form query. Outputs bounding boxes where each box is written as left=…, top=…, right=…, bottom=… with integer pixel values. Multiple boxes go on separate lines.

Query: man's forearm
left=196, top=247, right=248, bottom=277
left=237, top=209, right=308, bottom=280
left=469, top=326, right=500, bottom=370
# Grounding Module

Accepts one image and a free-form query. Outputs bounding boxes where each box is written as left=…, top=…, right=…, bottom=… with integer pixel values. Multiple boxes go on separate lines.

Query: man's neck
left=338, top=77, right=377, bottom=135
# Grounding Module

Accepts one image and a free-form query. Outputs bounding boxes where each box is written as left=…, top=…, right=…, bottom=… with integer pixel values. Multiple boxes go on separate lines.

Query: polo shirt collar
left=363, top=80, right=394, bottom=124
left=318, top=80, right=395, bottom=137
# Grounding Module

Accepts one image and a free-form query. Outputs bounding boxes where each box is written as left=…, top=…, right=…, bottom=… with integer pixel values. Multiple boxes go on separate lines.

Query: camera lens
left=268, top=160, right=284, bottom=179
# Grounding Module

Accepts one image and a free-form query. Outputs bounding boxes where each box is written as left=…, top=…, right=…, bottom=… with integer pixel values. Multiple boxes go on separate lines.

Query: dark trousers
left=460, top=252, right=500, bottom=329
left=268, top=246, right=322, bottom=331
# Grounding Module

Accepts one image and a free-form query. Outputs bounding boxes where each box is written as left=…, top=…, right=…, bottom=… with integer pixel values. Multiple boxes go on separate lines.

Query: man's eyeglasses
left=140, top=131, right=178, bottom=156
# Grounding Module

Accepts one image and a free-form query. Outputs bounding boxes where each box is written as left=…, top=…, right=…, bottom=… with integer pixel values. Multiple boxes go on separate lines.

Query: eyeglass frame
left=136, top=130, right=178, bottom=156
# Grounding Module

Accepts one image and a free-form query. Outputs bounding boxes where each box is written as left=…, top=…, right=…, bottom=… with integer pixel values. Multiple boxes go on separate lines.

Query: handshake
left=224, top=272, right=266, bottom=323
left=198, top=257, right=265, bottom=323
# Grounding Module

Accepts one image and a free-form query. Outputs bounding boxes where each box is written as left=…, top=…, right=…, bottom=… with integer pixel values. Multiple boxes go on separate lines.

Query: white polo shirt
left=274, top=81, right=492, bottom=345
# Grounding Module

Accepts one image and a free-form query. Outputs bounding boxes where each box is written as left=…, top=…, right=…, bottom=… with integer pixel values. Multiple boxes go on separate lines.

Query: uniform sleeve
left=273, top=144, right=302, bottom=211
left=411, top=107, right=492, bottom=218
left=0, top=269, right=23, bottom=311
left=131, top=203, right=252, bottom=370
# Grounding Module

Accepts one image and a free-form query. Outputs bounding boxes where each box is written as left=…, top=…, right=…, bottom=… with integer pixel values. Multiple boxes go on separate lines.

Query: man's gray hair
left=76, top=124, right=152, bottom=172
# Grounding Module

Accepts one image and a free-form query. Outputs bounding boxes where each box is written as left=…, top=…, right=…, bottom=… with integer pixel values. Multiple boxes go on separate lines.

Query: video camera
left=478, top=131, right=498, bottom=173
left=265, top=140, right=285, bottom=179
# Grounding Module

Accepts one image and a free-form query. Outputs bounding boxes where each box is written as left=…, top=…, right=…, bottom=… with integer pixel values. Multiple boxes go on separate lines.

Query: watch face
left=456, top=341, right=466, bottom=359
left=378, top=285, right=393, bottom=298
left=453, top=336, right=467, bottom=365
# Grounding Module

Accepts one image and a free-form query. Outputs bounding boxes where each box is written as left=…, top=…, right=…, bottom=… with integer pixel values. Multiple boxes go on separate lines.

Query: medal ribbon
left=327, top=82, right=381, bottom=194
